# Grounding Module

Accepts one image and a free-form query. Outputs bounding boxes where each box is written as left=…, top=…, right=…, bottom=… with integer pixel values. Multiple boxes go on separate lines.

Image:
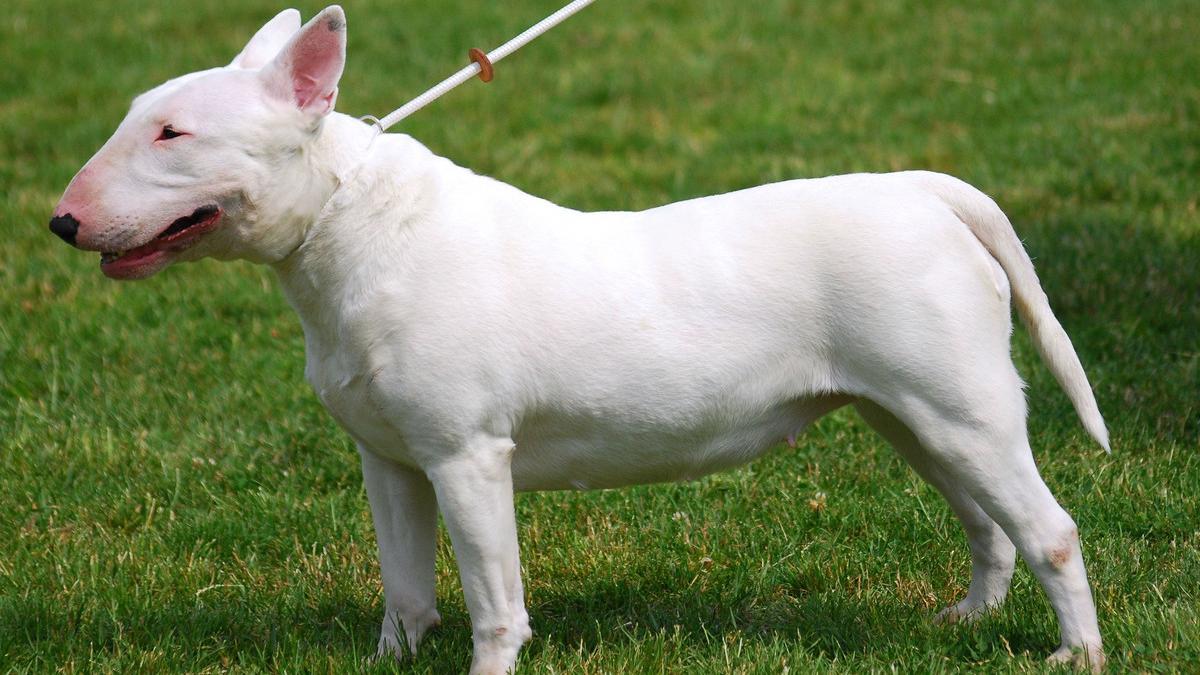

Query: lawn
left=1, top=0, right=1197, bottom=672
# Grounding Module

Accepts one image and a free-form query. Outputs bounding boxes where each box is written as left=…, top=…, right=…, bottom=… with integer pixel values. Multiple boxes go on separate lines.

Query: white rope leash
left=367, top=0, right=598, bottom=134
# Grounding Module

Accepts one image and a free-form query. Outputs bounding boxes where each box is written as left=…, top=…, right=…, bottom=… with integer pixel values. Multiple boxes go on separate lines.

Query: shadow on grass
left=525, top=576, right=876, bottom=656
left=0, top=593, right=390, bottom=669
left=498, top=571, right=1055, bottom=668
left=0, top=572, right=1016, bottom=671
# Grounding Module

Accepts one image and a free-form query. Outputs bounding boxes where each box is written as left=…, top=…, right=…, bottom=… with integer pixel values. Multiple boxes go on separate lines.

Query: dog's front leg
left=426, top=437, right=529, bottom=675
left=359, top=447, right=441, bottom=659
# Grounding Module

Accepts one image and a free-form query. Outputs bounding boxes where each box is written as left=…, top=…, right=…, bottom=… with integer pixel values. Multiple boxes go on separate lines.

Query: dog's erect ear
left=230, top=9, right=302, bottom=70
left=260, top=5, right=346, bottom=117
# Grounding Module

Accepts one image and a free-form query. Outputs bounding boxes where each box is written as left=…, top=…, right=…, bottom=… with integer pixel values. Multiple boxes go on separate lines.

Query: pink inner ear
left=289, top=23, right=343, bottom=110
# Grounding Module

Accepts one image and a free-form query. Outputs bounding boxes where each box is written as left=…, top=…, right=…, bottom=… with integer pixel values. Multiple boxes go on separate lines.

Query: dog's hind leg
left=855, top=400, right=1016, bottom=624
left=873, top=377, right=1104, bottom=671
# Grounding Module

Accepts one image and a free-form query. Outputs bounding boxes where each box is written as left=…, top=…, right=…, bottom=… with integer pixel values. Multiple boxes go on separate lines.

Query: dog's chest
left=297, top=317, right=421, bottom=461
left=307, top=354, right=391, bottom=443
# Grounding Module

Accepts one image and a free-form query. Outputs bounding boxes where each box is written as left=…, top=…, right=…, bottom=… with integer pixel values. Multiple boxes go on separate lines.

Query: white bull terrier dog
left=50, top=6, right=1110, bottom=673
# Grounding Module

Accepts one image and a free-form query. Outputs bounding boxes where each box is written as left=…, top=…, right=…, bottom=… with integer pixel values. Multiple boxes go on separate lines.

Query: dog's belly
left=508, top=394, right=849, bottom=491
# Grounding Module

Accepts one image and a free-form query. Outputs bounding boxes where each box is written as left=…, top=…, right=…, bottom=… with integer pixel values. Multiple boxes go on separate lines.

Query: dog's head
left=49, top=6, right=348, bottom=279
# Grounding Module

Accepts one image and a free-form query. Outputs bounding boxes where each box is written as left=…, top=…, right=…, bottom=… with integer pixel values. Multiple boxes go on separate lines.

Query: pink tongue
left=103, top=245, right=160, bottom=270
left=124, top=247, right=157, bottom=262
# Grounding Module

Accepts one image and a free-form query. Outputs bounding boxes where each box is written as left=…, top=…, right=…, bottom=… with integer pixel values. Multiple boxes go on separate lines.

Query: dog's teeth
left=100, top=251, right=126, bottom=264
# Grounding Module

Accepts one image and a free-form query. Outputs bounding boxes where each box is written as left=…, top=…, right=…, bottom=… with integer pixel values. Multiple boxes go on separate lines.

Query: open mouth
left=100, top=204, right=221, bottom=278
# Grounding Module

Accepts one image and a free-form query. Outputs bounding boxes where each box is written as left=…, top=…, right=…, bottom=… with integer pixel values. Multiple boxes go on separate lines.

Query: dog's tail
left=908, top=170, right=1110, bottom=451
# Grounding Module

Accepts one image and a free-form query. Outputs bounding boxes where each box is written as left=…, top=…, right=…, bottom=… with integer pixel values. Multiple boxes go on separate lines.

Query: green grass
left=2, top=0, right=1197, bottom=671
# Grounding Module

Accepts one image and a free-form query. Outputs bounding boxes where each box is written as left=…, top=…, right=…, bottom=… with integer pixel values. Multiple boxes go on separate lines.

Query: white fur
left=53, top=6, right=1109, bottom=673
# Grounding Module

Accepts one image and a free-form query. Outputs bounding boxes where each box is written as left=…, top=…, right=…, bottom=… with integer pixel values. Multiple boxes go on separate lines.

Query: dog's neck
left=270, top=112, right=579, bottom=358
left=269, top=112, right=459, bottom=345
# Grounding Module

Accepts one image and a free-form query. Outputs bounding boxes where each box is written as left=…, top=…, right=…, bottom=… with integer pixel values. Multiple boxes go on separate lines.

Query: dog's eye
left=157, top=125, right=185, bottom=141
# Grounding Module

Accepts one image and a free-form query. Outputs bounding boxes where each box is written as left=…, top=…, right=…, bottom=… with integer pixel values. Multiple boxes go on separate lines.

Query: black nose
left=49, top=213, right=80, bottom=246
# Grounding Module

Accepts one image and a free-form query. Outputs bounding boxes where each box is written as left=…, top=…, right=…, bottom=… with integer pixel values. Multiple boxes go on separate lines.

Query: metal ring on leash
left=359, top=115, right=383, bottom=131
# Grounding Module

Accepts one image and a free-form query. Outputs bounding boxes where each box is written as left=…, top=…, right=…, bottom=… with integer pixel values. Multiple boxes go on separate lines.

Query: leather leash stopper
left=468, top=48, right=494, bottom=82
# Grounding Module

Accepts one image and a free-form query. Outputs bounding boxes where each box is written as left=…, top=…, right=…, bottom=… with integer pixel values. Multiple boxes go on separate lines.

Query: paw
left=467, top=621, right=529, bottom=675
left=468, top=654, right=518, bottom=675
left=1047, top=644, right=1105, bottom=673
left=374, top=633, right=405, bottom=662
left=932, top=600, right=993, bottom=626
left=374, top=608, right=442, bottom=660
